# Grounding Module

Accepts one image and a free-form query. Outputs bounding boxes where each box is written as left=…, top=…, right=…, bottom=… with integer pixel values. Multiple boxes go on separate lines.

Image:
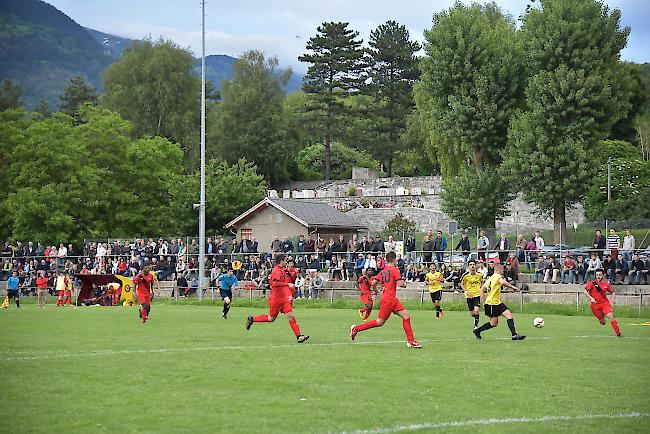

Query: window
left=241, top=229, right=253, bottom=240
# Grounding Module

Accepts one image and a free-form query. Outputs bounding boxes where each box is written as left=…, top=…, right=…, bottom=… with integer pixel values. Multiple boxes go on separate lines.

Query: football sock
left=473, top=314, right=480, bottom=328
left=507, top=319, right=517, bottom=336
left=140, top=307, right=147, bottom=319
left=252, top=314, right=271, bottom=322
left=363, top=308, right=371, bottom=320
left=611, top=320, right=620, bottom=335
left=477, top=322, right=493, bottom=333
left=288, top=319, right=301, bottom=337
left=145, top=305, right=151, bottom=315
left=223, top=302, right=230, bottom=315
left=402, top=318, right=415, bottom=341
left=15, top=299, right=20, bottom=308
left=355, top=320, right=379, bottom=332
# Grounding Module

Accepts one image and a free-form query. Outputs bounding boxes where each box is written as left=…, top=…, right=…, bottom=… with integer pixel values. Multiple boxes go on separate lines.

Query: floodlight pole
left=197, top=0, right=207, bottom=300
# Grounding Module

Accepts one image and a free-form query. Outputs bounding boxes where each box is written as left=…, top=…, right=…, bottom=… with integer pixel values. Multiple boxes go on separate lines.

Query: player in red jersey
left=350, top=251, right=422, bottom=348
left=133, top=262, right=154, bottom=323
left=357, top=268, right=376, bottom=320
left=585, top=269, right=621, bottom=337
left=245, top=254, right=309, bottom=343
left=286, top=257, right=298, bottom=299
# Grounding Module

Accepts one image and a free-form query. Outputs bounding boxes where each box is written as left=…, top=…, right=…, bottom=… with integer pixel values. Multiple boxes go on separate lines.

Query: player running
left=461, top=260, right=483, bottom=330
left=357, top=268, right=376, bottom=320
left=133, top=262, right=154, bottom=323
left=350, top=252, right=422, bottom=348
left=474, top=263, right=525, bottom=341
left=585, top=269, right=621, bottom=337
left=217, top=268, right=238, bottom=319
left=55, top=271, right=68, bottom=307
left=245, top=254, right=309, bottom=343
left=425, top=264, right=444, bottom=318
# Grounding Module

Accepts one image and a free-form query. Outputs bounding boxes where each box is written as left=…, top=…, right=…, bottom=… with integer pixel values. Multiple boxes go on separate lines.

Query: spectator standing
left=534, top=231, right=545, bottom=251
left=281, top=236, right=294, bottom=254
left=607, top=228, right=620, bottom=260
left=296, top=235, right=307, bottom=259
left=385, top=235, right=396, bottom=254
left=593, top=230, right=606, bottom=259
left=57, top=243, right=67, bottom=269
left=249, top=237, right=259, bottom=254
left=455, top=232, right=471, bottom=264
left=493, top=233, right=510, bottom=263
left=421, top=235, right=433, bottom=265
left=305, top=236, right=315, bottom=254
left=433, top=231, right=447, bottom=265
left=515, top=235, right=527, bottom=263
left=405, top=235, right=416, bottom=265
left=271, top=235, right=283, bottom=257
left=621, top=228, right=635, bottom=263
left=477, top=230, right=489, bottom=262
left=360, top=235, right=373, bottom=254
left=525, top=238, right=538, bottom=269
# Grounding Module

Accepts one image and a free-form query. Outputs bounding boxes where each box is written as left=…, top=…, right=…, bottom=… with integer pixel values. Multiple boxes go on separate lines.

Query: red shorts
left=591, top=300, right=612, bottom=321
left=378, top=297, right=405, bottom=321
left=269, top=295, right=293, bottom=318
left=360, top=293, right=373, bottom=306
left=137, top=291, right=152, bottom=305
left=64, top=290, right=72, bottom=296
left=58, top=290, right=65, bottom=297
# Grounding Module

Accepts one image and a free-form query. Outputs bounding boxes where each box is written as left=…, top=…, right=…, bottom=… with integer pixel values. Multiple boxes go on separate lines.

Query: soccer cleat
left=358, top=308, right=365, bottom=319
left=616, top=334, right=622, bottom=338
left=511, top=334, right=526, bottom=341
left=297, top=335, right=309, bottom=343
left=350, top=325, right=358, bottom=341
left=473, top=329, right=482, bottom=340
left=222, top=313, right=227, bottom=320
left=245, top=315, right=253, bottom=330
left=407, top=340, right=423, bottom=348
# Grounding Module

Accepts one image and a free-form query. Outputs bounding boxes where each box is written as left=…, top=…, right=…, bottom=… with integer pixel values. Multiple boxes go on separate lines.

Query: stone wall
left=275, top=175, right=585, bottom=233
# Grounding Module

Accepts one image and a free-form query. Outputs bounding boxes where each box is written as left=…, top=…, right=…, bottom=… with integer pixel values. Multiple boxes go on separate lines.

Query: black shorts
left=429, top=290, right=442, bottom=302
left=466, top=296, right=480, bottom=310
left=485, top=303, right=508, bottom=318
left=7, top=290, right=19, bottom=299
left=219, top=289, right=233, bottom=300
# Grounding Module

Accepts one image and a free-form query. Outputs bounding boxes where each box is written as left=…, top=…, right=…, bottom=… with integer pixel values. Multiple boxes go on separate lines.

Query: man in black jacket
left=422, top=235, right=433, bottom=265
left=455, top=233, right=471, bottom=264
left=405, top=236, right=416, bottom=265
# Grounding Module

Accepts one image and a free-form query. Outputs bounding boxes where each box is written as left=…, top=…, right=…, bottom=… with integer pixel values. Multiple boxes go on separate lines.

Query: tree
left=0, top=79, right=22, bottom=111
left=59, top=75, right=99, bottom=120
left=299, top=22, right=366, bottom=180
left=440, top=167, right=515, bottom=230
left=384, top=212, right=416, bottom=240
left=504, top=0, right=632, bottom=243
left=296, top=142, right=380, bottom=180
left=34, top=98, right=51, bottom=118
left=419, top=2, right=524, bottom=172
left=365, top=20, right=421, bottom=176
left=211, top=50, right=294, bottom=184
left=102, top=38, right=200, bottom=142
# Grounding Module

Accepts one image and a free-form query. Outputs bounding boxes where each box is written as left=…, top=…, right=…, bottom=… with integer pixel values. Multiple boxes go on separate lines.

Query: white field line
left=1, top=335, right=646, bottom=361
left=335, top=412, right=649, bottom=434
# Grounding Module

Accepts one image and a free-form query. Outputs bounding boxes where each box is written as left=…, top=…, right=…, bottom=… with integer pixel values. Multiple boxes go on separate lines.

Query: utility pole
left=197, top=0, right=207, bottom=299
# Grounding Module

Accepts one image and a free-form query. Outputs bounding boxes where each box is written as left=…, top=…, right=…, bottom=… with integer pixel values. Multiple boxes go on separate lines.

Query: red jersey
left=585, top=279, right=613, bottom=304
left=358, top=275, right=372, bottom=295
left=36, top=277, right=49, bottom=289
left=286, top=267, right=298, bottom=283
left=134, top=272, right=153, bottom=294
left=269, top=265, right=291, bottom=299
left=375, top=265, right=401, bottom=299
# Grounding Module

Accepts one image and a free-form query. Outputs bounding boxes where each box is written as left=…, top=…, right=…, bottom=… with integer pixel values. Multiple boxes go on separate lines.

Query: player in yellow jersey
left=474, top=263, right=526, bottom=341
left=425, top=264, right=444, bottom=318
left=461, top=260, right=483, bottom=329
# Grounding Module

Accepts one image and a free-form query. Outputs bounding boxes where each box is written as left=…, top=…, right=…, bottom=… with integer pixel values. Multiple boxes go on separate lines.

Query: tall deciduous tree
left=211, top=50, right=294, bottom=184
left=366, top=20, right=421, bottom=176
left=504, top=0, right=632, bottom=243
left=299, top=22, right=366, bottom=180
left=59, top=75, right=98, bottom=121
left=0, top=79, right=22, bottom=111
left=102, top=38, right=200, bottom=142
left=419, top=2, right=524, bottom=172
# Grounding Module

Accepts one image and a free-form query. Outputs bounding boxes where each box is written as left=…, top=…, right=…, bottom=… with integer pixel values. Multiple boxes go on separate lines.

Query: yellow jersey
left=425, top=272, right=443, bottom=292
left=56, top=276, right=67, bottom=292
left=484, top=273, right=503, bottom=305
left=461, top=271, right=482, bottom=298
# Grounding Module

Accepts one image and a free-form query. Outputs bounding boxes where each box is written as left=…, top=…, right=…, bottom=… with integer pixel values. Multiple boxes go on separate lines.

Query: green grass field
left=1, top=301, right=649, bottom=433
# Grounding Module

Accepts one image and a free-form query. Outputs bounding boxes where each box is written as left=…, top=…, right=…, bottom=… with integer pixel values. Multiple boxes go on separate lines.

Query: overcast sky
left=46, top=0, right=649, bottom=71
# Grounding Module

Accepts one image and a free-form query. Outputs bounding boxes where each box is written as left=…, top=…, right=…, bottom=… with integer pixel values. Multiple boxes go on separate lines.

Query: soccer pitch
left=1, top=303, right=649, bottom=433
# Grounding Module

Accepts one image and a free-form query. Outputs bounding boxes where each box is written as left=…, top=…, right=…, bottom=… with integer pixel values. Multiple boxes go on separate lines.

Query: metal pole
left=640, top=293, right=643, bottom=317
left=197, top=0, right=207, bottom=300
left=607, top=157, right=612, bottom=202
left=576, top=291, right=579, bottom=311
left=520, top=290, right=523, bottom=312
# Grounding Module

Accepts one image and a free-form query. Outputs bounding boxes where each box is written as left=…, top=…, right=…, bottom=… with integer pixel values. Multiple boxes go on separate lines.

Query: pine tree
left=299, top=22, right=366, bottom=180
left=366, top=20, right=421, bottom=176
left=0, top=79, right=22, bottom=111
left=59, top=76, right=98, bottom=120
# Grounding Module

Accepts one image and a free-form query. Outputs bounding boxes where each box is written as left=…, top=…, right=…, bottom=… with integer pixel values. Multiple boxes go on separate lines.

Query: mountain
left=0, top=0, right=112, bottom=109
left=0, top=0, right=303, bottom=109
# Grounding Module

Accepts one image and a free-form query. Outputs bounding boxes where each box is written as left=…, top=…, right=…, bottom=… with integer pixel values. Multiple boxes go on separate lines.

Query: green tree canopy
left=504, top=0, right=632, bottom=243
left=296, top=142, right=380, bottom=180
left=0, top=79, right=22, bottom=111
left=210, top=50, right=294, bottom=184
left=59, top=75, right=99, bottom=121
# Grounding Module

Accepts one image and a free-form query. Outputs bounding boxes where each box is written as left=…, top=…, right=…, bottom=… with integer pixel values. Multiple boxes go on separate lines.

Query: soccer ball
left=533, top=317, right=545, bottom=328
